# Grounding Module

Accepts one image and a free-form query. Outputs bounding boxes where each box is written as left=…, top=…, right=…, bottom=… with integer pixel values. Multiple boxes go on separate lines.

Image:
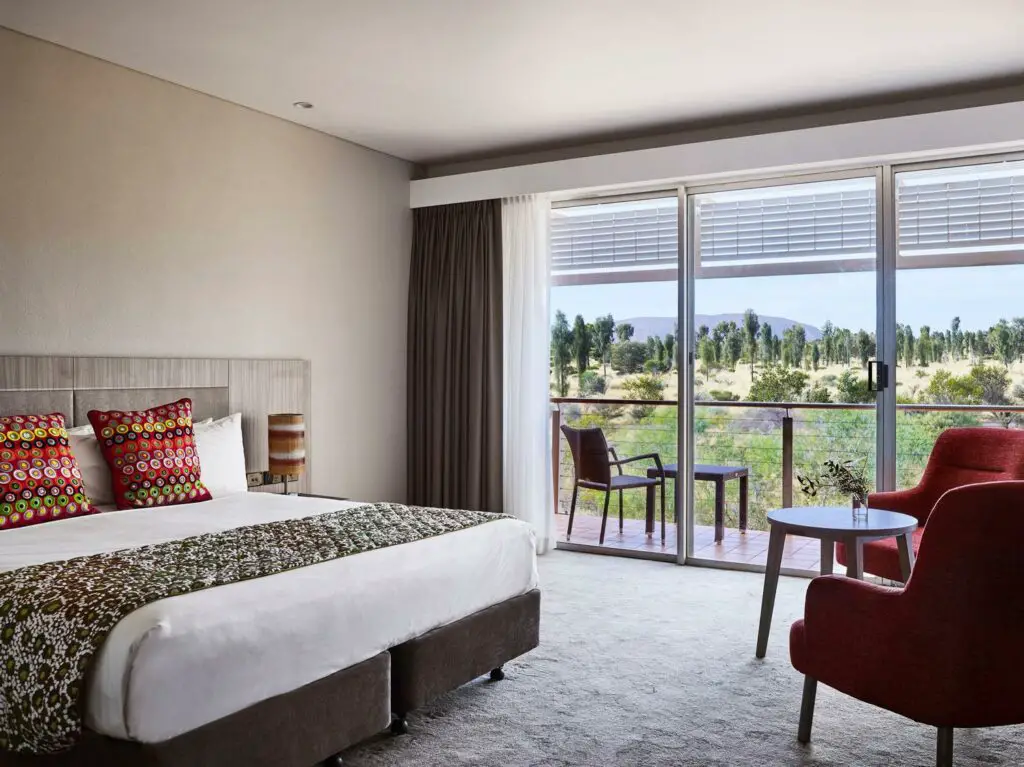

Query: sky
left=551, top=264, right=1024, bottom=333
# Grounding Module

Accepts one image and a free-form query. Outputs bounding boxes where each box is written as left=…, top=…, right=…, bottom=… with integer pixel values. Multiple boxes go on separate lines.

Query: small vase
left=852, top=495, right=868, bottom=521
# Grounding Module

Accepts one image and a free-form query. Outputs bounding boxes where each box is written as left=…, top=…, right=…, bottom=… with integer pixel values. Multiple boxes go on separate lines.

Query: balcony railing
left=551, top=397, right=1024, bottom=536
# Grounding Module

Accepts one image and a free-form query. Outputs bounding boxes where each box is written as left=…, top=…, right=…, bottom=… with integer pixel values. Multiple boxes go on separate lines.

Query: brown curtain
left=407, top=200, right=503, bottom=512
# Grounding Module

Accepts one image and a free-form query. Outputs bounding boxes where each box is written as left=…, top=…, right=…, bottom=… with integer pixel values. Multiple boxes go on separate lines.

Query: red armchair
left=791, top=481, right=1024, bottom=767
left=837, top=427, right=1024, bottom=581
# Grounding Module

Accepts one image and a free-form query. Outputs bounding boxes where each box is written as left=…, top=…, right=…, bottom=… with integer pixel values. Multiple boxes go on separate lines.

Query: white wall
left=0, top=28, right=413, bottom=501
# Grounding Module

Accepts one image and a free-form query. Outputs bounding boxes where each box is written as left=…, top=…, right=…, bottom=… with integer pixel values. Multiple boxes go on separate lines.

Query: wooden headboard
left=0, top=356, right=311, bottom=492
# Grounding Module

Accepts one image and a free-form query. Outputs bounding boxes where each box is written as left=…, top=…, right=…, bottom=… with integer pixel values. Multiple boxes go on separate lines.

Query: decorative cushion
left=87, top=398, right=212, bottom=510
left=0, top=413, right=96, bottom=530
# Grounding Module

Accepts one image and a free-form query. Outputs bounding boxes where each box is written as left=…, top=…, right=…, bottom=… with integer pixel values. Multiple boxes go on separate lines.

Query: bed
left=0, top=356, right=542, bottom=767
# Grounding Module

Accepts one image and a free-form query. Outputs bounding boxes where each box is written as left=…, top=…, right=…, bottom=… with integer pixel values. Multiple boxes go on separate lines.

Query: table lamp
left=268, top=413, right=305, bottom=494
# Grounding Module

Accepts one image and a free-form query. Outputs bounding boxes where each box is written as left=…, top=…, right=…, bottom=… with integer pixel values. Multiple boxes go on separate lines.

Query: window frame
left=551, top=189, right=679, bottom=287
left=891, top=150, right=1024, bottom=271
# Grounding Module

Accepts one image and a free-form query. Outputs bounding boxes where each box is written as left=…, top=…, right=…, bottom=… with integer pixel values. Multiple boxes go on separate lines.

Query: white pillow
left=67, top=424, right=114, bottom=506
left=193, top=413, right=248, bottom=498
left=67, top=418, right=218, bottom=506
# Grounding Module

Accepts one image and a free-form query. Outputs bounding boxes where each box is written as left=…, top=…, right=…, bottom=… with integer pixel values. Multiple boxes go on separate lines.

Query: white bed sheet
left=0, top=493, right=539, bottom=743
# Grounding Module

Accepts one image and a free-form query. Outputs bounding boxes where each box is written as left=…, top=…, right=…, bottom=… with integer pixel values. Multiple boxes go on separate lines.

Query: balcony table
left=646, top=463, right=748, bottom=542
left=754, top=505, right=918, bottom=659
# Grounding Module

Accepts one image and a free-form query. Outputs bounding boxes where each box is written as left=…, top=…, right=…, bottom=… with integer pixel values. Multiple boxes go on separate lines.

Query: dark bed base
left=0, top=653, right=391, bottom=767
left=1, top=589, right=541, bottom=767
left=389, top=589, right=541, bottom=732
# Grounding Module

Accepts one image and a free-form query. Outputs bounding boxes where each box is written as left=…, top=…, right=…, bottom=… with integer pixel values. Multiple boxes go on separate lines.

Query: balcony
left=552, top=396, right=1024, bottom=572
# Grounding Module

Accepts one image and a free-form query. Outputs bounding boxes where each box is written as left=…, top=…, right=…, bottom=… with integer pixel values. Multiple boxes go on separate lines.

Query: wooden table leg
left=714, top=478, right=725, bottom=543
left=755, top=525, right=786, bottom=659
left=844, top=537, right=864, bottom=580
left=738, top=475, right=748, bottom=533
left=896, top=533, right=915, bottom=583
left=645, top=484, right=655, bottom=535
left=819, top=538, right=834, bottom=576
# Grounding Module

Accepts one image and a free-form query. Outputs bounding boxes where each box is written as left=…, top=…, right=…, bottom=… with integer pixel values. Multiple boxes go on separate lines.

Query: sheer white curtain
left=502, top=194, right=554, bottom=554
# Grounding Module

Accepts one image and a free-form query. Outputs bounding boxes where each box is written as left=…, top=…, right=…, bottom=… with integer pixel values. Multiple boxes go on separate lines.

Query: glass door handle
left=868, top=360, right=889, bottom=392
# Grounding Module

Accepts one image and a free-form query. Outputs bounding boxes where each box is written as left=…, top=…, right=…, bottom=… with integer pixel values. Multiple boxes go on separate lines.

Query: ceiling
left=3, top=0, right=1024, bottom=165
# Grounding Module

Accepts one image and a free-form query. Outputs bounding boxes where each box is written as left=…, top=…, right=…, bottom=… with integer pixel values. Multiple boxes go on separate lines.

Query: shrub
left=622, top=373, right=665, bottom=419
left=610, top=341, right=648, bottom=374
left=708, top=389, right=740, bottom=402
left=834, top=370, right=873, bottom=403
left=748, top=365, right=808, bottom=403
left=805, top=383, right=833, bottom=403
left=578, top=370, right=607, bottom=397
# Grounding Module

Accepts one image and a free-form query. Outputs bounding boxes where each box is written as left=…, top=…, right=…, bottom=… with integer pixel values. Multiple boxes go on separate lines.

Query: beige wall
left=424, top=79, right=1024, bottom=178
left=0, top=28, right=412, bottom=501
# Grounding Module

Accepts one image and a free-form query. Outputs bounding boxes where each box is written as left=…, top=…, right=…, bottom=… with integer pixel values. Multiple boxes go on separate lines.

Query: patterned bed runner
left=0, top=502, right=506, bottom=755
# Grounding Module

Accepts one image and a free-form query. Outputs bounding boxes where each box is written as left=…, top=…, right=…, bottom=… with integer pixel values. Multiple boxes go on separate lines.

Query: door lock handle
left=868, top=360, right=889, bottom=392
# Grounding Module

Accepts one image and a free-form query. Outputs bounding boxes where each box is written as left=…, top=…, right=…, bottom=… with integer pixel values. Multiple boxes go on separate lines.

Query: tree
left=786, top=324, right=807, bottom=369
left=811, top=342, right=821, bottom=371
left=903, top=326, right=915, bottom=368
left=743, top=309, right=760, bottom=380
left=758, top=323, right=775, bottom=366
left=917, top=326, right=931, bottom=367
left=1012, top=317, right=1024, bottom=362
left=950, top=316, right=962, bottom=361
left=748, top=364, right=808, bottom=402
left=992, top=321, right=1014, bottom=367
left=855, top=330, right=873, bottom=369
left=593, top=314, right=616, bottom=375
left=663, top=334, right=676, bottom=370
left=725, top=329, right=744, bottom=370
left=572, top=314, right=591, bottom=388
left=610, top=341, right=648, bottom=374
left=615, top=322, right=634, bottom=342
left=821, top=321, right=835, bottom=366
left=653, top=336, right=666, bottom=368
left=550, top=311, right=573, bottom=396
left=698, top=337, right=717, bottom=381
left=672, top=322, right=680, bottom=367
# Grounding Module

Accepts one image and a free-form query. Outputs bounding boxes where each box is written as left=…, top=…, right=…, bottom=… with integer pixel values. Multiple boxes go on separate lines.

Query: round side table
left=755, top=506, right=918, bottom=658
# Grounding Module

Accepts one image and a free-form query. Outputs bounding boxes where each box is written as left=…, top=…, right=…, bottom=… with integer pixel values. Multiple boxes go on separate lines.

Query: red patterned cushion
left=0, top=413, right=96, bottom=530
left=87, top=398, right=212, bottom=510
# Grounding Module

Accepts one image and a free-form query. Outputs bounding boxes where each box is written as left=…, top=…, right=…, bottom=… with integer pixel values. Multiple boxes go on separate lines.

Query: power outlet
left=246, top=472, right=264, bottom=488
left=259, top=472, right=300, bottom=486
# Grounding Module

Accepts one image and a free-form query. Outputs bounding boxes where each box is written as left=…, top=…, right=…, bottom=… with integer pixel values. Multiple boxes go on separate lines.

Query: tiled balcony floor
left=554, top=513, right=822, bottom=572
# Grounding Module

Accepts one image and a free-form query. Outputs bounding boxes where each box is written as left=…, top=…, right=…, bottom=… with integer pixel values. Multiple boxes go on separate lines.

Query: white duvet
left=0, top=493, right=539, bottom=743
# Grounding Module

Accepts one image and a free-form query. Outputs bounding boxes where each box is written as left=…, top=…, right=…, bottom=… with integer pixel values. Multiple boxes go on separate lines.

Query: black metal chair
left=561, top=424, right=665, bottom=544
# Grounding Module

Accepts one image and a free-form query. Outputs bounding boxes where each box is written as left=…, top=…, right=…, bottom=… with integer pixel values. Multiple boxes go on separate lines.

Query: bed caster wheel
left=490, top=667, right=505, bottom=681
left=323, top=755, right=344, bottom=766
left=390, top=716, right=409, bottom=736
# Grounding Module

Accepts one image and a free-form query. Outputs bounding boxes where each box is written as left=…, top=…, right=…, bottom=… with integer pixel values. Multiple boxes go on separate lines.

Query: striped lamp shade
left=268, top=414, right=306, bottom=477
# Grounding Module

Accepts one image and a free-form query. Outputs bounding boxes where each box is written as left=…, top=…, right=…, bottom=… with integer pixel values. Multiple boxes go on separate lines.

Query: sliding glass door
left=547, top=149, right=1023, bottom=571
left=679, top=171, right=887, bottom=571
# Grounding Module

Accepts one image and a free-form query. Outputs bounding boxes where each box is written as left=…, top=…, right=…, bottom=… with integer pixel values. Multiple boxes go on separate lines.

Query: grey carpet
left=344, top=551, right=1023, bottom=766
